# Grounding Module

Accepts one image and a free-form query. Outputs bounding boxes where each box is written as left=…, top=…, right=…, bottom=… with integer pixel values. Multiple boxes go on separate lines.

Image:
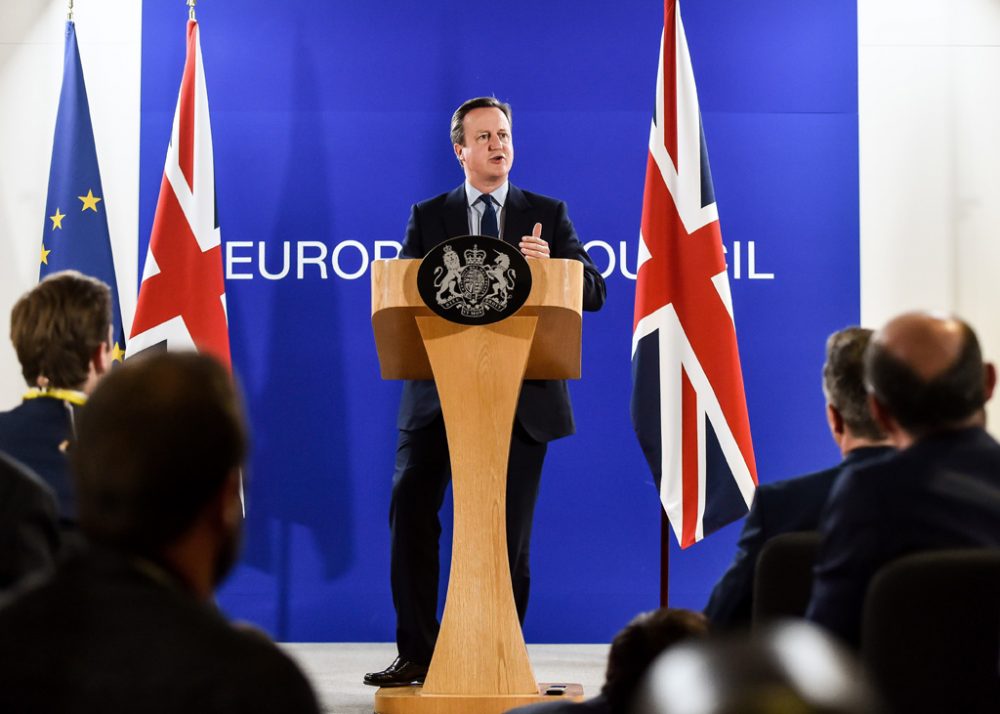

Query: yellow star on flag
left=110, top=342, right=125, bottom=363
left=40, top=243, right=51, bottom=265
left=78, top=189, right=102, bottom=212
left=50, top=208, right=66, bottom=230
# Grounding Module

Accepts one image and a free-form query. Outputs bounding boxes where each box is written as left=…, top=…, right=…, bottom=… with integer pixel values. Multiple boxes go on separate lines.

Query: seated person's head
left=822, top=327, right=887, bottom=445
left=631, top=622, right=878, bottom=714
left=602, top=608, right=709, bottom=712
left=71, top=352, right=247, bottom=597
left=864, top=312, right=995, bottom=441
left=10, top=271, right=112, bottom=393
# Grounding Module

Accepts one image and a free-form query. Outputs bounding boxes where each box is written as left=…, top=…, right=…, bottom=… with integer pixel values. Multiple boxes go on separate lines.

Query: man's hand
left=519, top=223, right=550, bottom=259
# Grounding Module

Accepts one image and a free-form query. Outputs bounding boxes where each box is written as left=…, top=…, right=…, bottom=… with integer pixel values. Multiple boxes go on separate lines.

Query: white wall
left=859, top=0, right=1000, bottom=434
left=0, top=0, right=140, bottom=408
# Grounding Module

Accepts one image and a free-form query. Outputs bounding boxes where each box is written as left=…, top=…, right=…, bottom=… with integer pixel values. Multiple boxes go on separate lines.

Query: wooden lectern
left=370, top=258, right=585, bottom=714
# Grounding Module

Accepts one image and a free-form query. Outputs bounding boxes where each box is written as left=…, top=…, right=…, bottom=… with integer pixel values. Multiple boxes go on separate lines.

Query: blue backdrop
left=139, top=0, right=858, bottom=643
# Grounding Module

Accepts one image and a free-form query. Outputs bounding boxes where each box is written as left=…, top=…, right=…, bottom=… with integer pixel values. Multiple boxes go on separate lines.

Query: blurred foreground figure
left=0, top=353, right=319, bottom=714
left=0, top=452, right=59, bottom=593
left=508, top=608, right=709, bottom=714
left=632, top=622, right=879, bottom=714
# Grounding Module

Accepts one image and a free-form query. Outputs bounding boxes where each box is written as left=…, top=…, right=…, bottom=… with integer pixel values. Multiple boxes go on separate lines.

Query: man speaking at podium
left=364, top=97, right=606, bottom=687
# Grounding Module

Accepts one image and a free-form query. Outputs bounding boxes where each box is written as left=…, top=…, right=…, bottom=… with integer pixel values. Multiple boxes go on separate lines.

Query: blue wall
left=139, top=0, right=858, bottom=643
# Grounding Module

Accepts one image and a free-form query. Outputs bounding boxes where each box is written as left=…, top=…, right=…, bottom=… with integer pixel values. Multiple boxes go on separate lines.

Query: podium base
left=374, top=683, right=585, bottom=714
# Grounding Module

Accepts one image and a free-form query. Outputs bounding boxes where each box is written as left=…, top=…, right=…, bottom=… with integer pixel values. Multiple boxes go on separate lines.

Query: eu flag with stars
left=40, top=21, right=125, bottom=362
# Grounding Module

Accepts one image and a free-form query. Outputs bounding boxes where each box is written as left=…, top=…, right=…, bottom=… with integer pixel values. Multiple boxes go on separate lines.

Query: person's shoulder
left=0, top=399, right=65, bottom=430
left=925, top=425, right=1000, bottom=457
left=512, top=185, right=566, bottom=209
left=207, top=627, right=320, bottom=711
left=758, top=463, right=842, bottom=505
left=0, top=452, right=54, bottom=508
left=821, top=451, right=903, bottom=519
left=844, top=443, right=921, bottom=487
left=118, top=582, right=319, bottom=708
left=0, top=401, right=26, bottom=430
left=0, top=451, right=47, bottom=487
left=414, top=186, right=464, bottom=211
left=0, top=555, right=65, bottom=622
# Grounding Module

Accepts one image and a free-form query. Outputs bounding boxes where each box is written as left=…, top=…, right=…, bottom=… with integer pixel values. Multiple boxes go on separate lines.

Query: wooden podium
left=371, top=258, right=585, bottom=714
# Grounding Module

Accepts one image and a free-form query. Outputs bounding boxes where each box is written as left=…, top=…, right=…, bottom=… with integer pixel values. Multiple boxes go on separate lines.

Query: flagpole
left=660, top=511, right=670, bottom=606
left=187, top=0, right=196, bottom=21
left=67, top=0, right=74, bottom=21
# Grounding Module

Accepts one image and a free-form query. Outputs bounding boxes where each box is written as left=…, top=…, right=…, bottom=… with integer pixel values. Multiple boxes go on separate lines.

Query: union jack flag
left=631, top=0, right=757, bottom=549
left=129, top=17, right=230, bottom=369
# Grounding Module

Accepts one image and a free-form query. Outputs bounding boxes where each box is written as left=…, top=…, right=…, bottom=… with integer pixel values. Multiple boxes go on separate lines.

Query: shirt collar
left=23, top=387, right=87, bottom=406
left=465, top=180, right=509, bottom=209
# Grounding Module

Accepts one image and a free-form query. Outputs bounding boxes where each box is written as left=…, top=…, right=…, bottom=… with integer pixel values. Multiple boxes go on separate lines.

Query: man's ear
left=984, top=362, right=996, bottom=403
left=868, top=393, right=896, bottom=436
left=454, top=143, right=464, bottom=165
left=91, top=341, right=110, bottom=377
left=826, top=403, right=845, bottom=438
left=219, top=469, right=243, bottom=530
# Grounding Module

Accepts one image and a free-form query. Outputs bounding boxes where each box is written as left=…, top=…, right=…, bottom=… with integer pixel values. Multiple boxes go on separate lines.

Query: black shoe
left=363, top=657, right=428, bottom=687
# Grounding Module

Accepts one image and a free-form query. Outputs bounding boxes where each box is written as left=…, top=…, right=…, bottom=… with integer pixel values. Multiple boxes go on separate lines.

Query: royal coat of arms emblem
left=417, top=236, right=531, bottom=325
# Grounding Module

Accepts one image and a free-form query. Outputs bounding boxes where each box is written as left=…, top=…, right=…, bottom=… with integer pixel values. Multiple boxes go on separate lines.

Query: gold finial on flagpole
left=68, top=0, right=74, bottom=21
left=187, top=0, right=196, bottom=21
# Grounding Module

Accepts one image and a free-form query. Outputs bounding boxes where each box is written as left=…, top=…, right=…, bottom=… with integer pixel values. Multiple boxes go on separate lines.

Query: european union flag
left=40, top=21, right=125, bottom=362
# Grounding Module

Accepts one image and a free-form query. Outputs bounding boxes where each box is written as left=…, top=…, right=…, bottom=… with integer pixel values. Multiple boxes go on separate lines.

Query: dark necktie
left=479, top=194, right=499, bottom=238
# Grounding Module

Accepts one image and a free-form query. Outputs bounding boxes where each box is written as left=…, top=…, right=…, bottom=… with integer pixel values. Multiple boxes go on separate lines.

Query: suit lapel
left=503, top=183, right=535, bottom=247
left=443, top=185, right=469, bottom=240
left=442, top=183, right=535, bottom=245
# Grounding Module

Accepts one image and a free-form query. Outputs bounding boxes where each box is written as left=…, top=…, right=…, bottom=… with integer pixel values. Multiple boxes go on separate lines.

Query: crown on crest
left=464, top=245, right=486, bottom=265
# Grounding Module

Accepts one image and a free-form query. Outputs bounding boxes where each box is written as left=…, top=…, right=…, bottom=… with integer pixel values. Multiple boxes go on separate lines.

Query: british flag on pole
left=631, top=0, right=757, bottom=549
left=129, top=15, right=230, bottom=369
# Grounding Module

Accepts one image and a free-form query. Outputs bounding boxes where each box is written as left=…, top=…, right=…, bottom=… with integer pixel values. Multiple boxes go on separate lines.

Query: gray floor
left=282, top=642, right=610, bottom=714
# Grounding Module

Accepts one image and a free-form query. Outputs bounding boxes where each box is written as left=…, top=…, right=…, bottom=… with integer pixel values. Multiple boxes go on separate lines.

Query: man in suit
left=0, top=270, right=113, bottom=528
left=807, top=312, right=1000, bottom=648
left=0, top=452, right=59, bottom=594
left=364, top=97, right=606, bottom=687
left=703, top=327, right=895, bottom=629
left=0, top=352, right=320, bottom=714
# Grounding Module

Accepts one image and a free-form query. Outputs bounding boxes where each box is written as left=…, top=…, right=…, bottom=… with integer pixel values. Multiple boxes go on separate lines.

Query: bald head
left=865, top=312, right=993, bottom=438
left=876, top=313, right=967, bottom=381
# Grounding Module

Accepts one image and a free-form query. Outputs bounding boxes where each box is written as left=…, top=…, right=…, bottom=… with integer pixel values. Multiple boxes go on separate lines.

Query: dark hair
left=73, top=352, right=247, bottom=556
left=602, top=608, right=709, bottom=712
left=865, top=321, right=986, bottom=436
left=10, top=270, right=111, bottom=389
left=450, top=96, right=512, bottom=146
left=822, top=327, right=885, bottom=440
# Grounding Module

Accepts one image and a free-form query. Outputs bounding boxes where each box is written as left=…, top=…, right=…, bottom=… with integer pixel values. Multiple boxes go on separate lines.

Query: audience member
left=508, top=608, right=709, bottom=714
left=807, top=311, right=1000, bottom=647
left=0, top=452, right=59, bottom=594
left=631, top=621, right=879, bottom=714
left=704, top=328, right=894, bottom=628
left=0, top=352, right=320, bottom=713
left=0, top=270, right=113, bottom=526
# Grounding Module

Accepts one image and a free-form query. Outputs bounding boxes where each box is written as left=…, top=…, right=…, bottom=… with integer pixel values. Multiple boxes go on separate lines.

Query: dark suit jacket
left=0, top=547, right=320, bottom=714
left=397, top=183, right=606, bottom=442
left=0, top=398, right=78, bottom=521
left=807, top=427, right=1000, bottom=648
left=704, top=446, right=894, bottom=629
left=0, top=453, right=59, bottom=593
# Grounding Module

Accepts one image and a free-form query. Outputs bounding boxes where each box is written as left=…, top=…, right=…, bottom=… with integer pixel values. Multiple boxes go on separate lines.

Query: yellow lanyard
left=23, top=388, right=87, bottom=406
